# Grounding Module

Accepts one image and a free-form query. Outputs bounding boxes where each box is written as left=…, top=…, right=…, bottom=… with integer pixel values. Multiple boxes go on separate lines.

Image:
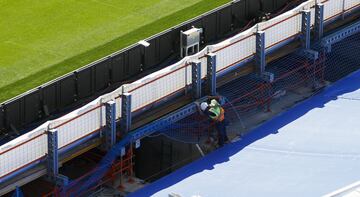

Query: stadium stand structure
left=0, top=0, right=301, bottom=138
left=1, top=0, right=359, bottom=196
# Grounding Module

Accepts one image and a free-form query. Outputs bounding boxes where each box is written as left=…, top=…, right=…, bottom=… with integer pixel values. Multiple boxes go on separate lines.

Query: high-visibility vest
left=208, top=105, right=225, bottom=122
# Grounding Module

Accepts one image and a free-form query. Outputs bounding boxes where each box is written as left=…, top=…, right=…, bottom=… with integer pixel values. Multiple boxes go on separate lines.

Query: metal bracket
left=301, top=49, right=319, bottom=60
left=191, top=60, right=202, bottom=99
left=255, top=31, right=266, bottom=75
left=47, top=129, right=69, bottom=186
left=104, top=101, right=116, bottom=150
left=261, top=72, right=275, bottom=83
left=206, top=53, right=217, bottom=96
left=135, top=139, right=141, bottom=149
left=315, top=4, right=324, bottom=41
left=121, top=93, right=132, bottom=134
left=301, top=10, right=311, bottom=50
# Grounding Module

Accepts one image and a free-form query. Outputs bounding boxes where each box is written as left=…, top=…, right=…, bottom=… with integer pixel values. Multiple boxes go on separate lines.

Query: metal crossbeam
left=322, top=19, right=360, bottom=53
left=191, top=60, right=202, bottom=99
left=130, top=97, right=207, bottom=141
left=206, top=53, right=217, bottom=96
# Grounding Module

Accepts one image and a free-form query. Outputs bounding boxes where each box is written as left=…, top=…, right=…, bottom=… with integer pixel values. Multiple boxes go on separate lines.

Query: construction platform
left=1, top=1, right=359, bottom=196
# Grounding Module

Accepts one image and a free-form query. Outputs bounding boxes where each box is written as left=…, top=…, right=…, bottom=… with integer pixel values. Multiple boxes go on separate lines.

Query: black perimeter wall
left=0, top=0, right=295, bottom=136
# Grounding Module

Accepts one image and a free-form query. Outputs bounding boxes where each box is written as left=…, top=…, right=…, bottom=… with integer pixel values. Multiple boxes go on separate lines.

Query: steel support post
left=12, top=187, right=23, bottom=197
left=315, top=4, right=324, bottom=41
left=47, top=129, right=69, bottom=186
left=299, top=9, right=319, bottom=60
left=301, top=10, right=311, bottom=50
left=105, top=101, right=116, bottom=150
left=191, top=60, right=202, bottom=99
left=255, top=31, right=266, bottom=75
left=47, top=129, right=58, bottom=183
left=206, top=53, right=217, bottom=96
left=121, top=93, right=132, bottom=134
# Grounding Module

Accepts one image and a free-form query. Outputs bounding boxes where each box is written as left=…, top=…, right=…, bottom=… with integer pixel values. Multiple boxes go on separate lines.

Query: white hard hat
left=210, top=99, right=219, bottom=107
left=200, top=102, right=209, bottom=111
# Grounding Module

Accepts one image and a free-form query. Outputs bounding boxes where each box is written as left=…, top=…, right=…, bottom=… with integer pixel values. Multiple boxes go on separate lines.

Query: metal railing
left=0, top=0, right=358, bottom=188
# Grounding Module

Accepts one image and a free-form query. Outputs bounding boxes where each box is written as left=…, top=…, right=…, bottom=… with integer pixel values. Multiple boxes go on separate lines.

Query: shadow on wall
left=129, top=68, right=360, bottom=196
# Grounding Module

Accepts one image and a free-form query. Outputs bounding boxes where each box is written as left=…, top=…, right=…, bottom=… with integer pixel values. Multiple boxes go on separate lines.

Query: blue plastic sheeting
left=131, top=70, right=360, bottom=197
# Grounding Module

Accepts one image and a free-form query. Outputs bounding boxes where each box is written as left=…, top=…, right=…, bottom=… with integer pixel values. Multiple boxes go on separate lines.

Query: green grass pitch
left=0, top=0, right=230, bottom=102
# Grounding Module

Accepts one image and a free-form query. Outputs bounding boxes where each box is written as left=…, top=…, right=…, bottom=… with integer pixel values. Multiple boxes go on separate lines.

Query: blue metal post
left=315, top=4, right=324, bottom=41
left=256, top=31, right=266, bottom=75
left=47, top=129, right=58, bottom=183
left=12, top=186, right=23, bottom=197
left=47, top=129, right=69, bottom=186
left=299, top=10, right=318, bottom=60
left=301, top=10, right=311, bottom=50
left=121, top=93, right=132, bottom=134
left=191, top=60, right=202, bottom=99
left=105, top=101, right=116, bottom=150
left=206, top=53, right=217, bottom=96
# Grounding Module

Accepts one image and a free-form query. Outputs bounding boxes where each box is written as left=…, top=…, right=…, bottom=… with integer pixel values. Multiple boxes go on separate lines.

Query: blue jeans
left=215, top=120, right=229, bottom=146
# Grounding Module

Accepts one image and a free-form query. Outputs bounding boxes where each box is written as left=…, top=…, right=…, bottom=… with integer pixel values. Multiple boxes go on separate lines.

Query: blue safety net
left=60, top=32, right=360, bottom=196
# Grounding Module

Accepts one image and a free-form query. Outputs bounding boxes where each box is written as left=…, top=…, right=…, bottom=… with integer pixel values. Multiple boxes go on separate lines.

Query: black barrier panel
left=188, top=18, right=203, bottom=30
left=275, top=0, right=289, bottom=10
left=144, top=39, right=158, bottom=69
left=247, top=0, right=261, bottom=18
left=121, top=51, right=130, bottom=78
left=0, top=0, right=295, bottom=132
left=202, top=13, right=217, bottom=42
left=23, top=91, right=41, bottom=125
left=4, top=99, right=22, bottom=129
left=111, top=53, right=126, bottom=83
left=43, top=83, right=58, bottom=114
left=158, top=33, right=174, bottom=62
left=232, top=0, right=247, bottom=29
left=217, top=6, right=232, bottom=36
left=128, top=46, right=142, bottom=77
left=261, top=0, right=275, bottom=13
left=0, top=106, right=4, bottom=130
left=77, top=67, right=93, bottom=99
left=94, top=59, right=111, bottom=91
left=59, top=75, right=76, bottom=108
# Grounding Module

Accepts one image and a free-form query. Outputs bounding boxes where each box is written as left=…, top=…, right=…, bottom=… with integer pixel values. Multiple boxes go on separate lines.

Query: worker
left=199, top=96, right=229, bottom=147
